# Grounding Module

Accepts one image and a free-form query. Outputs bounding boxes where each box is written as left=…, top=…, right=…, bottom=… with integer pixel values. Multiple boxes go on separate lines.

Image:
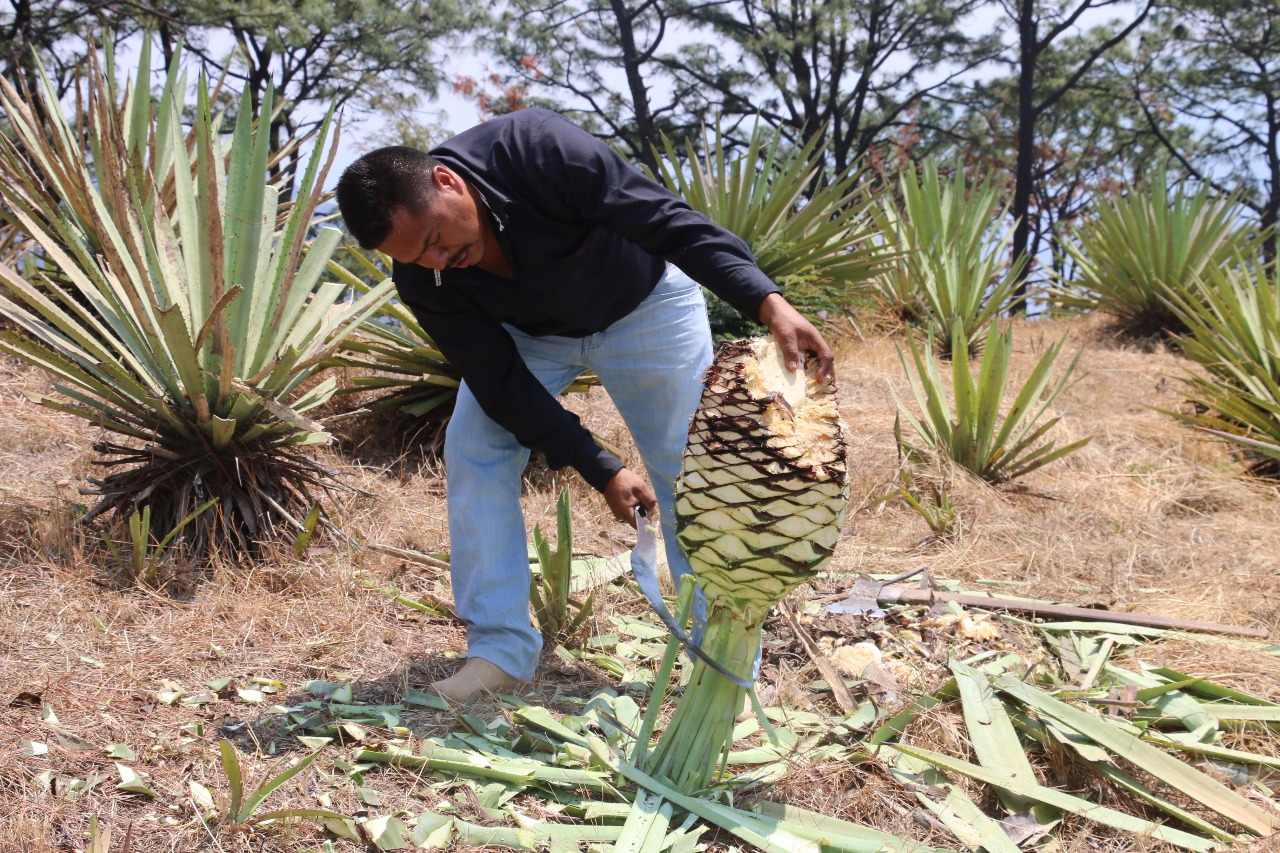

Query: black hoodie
left=392, top=108, right=779, bottom=491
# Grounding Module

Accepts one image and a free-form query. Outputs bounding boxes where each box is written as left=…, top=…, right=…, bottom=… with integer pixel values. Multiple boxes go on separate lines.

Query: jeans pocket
left=650, top=264, right=703, bottom=303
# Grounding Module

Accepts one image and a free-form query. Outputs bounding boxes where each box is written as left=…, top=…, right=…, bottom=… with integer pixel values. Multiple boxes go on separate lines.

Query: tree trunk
left=610, top=0, right=660, bottom=174
left=1265, top=103, right=1278, bottom=263
left=1011, top=0, right=1037, bottom=311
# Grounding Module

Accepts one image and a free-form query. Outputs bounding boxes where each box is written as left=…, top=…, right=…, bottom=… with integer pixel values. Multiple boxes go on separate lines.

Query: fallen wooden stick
left=778, top=606, right=859, bottom=714
left=364, top=542, right=451, bottom=571
left=877, top=586, right=1270, bottom=639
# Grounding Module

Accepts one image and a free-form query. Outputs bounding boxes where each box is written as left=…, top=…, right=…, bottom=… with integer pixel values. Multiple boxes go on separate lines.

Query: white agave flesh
left=675, top=338, right=851, bottom=622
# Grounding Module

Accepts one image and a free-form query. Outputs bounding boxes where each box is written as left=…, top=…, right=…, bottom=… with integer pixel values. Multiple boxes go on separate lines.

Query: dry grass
left=1, top=311, right=1277, bottom=851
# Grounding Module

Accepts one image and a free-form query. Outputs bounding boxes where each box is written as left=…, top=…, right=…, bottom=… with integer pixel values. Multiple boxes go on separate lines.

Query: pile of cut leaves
left=28, top=566, right=1275, bottom=849
left=237, top=570, right=1279, bottom=852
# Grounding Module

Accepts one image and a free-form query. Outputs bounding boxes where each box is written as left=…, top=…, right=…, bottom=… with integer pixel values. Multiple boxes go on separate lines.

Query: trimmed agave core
left=675, top=338, right=851, bottom=624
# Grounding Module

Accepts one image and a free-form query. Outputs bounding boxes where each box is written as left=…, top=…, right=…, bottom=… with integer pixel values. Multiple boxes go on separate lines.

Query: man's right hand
left=757, top=291, right=836, bottom=381
left=602, top=467, right=658, bottom=528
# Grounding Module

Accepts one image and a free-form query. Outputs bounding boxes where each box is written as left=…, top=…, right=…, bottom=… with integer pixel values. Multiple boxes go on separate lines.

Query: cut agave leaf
left=995, top=676, right=1278, bottom=837
left=888, top=744, right=1219, bottom=852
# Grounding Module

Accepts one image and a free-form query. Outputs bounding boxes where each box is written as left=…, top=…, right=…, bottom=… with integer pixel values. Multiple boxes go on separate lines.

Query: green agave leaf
left=995, top=676, right=1277, bottom=837
left=916, top=785, right=1022, bottom=853
left=1083, top=757, right=1238, bottom=842
left=619, top=762, right=822, bottom=853
left=1146, top=668, right=1280, bottom=707
left=888, top=744, right=1219, bottom=851
left=616, top=789, right=671, bottom=853
left=951, top=660, right=1055, bottom=822
left=225, top=85, right=274, bottom=352
left=750, top=801, right=946, bottom=853
left=219, top=740, right=245, bottom=819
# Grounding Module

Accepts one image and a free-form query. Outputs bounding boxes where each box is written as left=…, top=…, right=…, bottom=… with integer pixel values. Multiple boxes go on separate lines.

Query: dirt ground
left=1, top=311, right=1277, bottom=852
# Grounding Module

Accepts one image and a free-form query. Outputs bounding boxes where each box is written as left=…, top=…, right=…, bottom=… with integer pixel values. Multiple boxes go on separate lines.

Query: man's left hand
left=757, top=292, right=835, bottom=381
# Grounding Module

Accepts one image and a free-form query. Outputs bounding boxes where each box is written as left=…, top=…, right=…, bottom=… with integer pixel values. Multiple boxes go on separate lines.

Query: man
left=337, top=108, right=833, bottom=701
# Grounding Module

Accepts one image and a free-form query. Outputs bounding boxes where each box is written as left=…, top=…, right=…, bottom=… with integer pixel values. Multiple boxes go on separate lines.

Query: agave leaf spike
left=225, top=84, right=274, bottom=356
left=264, top=101, right=340, bottom=334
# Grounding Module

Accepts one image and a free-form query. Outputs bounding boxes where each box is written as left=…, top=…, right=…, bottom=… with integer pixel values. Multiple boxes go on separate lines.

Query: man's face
left=377, top=165, right=488, bottom=271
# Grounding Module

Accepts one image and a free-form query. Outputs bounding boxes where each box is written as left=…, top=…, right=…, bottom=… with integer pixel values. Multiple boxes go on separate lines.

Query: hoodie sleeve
left=508, top=111, right=782, bottom=321
left=394, top=263, right=624, bottom=491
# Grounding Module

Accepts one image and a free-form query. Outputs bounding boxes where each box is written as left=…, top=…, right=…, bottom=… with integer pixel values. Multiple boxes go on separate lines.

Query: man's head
left=336, top=146, right=491, bottom=272
left=336, top=146, right=440, bottom=250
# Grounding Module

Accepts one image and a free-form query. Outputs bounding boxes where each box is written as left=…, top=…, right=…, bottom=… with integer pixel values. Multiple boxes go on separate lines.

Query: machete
left=630, top=506, right=754, bottom=689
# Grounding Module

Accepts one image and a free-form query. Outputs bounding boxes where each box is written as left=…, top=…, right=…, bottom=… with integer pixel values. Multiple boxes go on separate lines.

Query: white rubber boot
left=431, top=657, right=521, bottom=702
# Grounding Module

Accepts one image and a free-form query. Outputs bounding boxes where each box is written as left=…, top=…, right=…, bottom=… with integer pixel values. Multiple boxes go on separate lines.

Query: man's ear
left=432, top=164, right=462, bottom=195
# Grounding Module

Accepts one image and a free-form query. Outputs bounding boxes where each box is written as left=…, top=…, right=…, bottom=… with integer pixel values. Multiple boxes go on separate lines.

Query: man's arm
left=521, top=114, right=835, bottom=376
left=402, top=289, right=626, bottom=493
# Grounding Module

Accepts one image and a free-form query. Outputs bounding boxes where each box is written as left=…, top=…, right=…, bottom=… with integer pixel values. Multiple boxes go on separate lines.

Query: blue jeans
left=442, top=264, right=715, bottom=680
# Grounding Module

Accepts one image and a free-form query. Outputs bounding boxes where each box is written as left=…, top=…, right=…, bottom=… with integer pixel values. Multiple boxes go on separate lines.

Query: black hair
left=335, top=146, right=440, bottom=249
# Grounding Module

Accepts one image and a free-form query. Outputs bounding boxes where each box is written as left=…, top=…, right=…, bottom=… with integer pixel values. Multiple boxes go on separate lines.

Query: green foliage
left=475, top=0, right=706, bottom=169
left=101, top=500, right=218, bottom=586
left=878, top=466, right=958, bottom=539
left=672, top=0, right=1000, bottom=175
left=651, top=122, right=888, bottom=338
left=1162, top=262, right=1280, bottom=475
left=144, top=2, right=472, bottom=162
left=291, top=504, right=322, bottom=556
left=1055, top=176, right=1257, bottom=338
left=895, top=322, right=1090, bottom=483
left=216, top=739, right=346, bottom=827
left=326, top=248, right=463, bottom=419
left=871, top=160, right=1025, bottom=356
left=1138, top=0, right=1280, bottom=258
left=529, top=489, right=595, bottom=647
left=0, top=41, right=394, bottom=556
left=86, top=815, right=112, bottom=853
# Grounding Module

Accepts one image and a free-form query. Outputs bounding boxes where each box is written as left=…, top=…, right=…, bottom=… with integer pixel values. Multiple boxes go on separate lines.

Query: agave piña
left=642, top=338, right=851, bottom=792
left=0, top=41, right=393, bottom=555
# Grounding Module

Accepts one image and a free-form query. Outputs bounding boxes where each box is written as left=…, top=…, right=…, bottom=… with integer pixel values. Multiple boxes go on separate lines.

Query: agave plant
left=529, top=488, right=596, bottom=648
left=870, top=160, right=1025, bottom=357
left=1162, top=262, right=1280, bottom=474
left=0, top=42, right=394, bottom=556
left=1054, top=176, right=1257, bottom=339
left=651, top=124, right=887, bottom=338
left=894, top=321, right=1090, bottom=483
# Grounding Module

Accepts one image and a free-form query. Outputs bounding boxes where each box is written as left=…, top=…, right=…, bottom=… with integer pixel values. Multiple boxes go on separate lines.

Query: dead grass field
left=1, top=312, right=1277, bottom=852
